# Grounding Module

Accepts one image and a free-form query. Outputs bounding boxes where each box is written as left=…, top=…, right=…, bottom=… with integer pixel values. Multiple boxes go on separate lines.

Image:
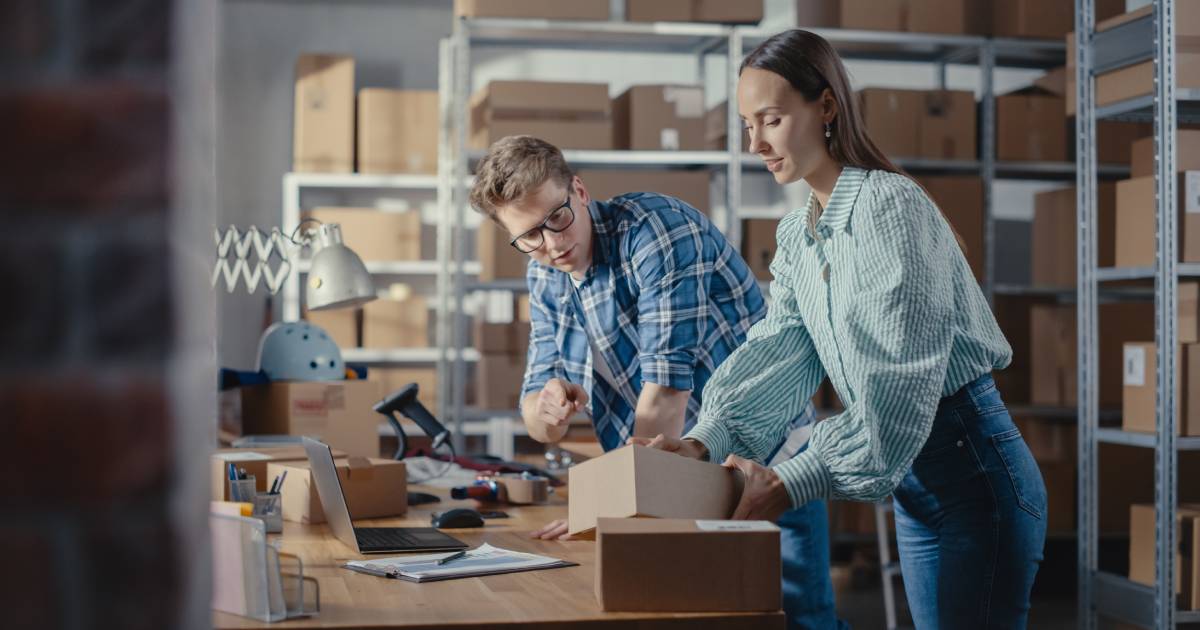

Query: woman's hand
left=724, top=454, right=792, bottom=522
left=530, top=518, right=574, bottom=541
left=626, top=434, right=708, bottom=460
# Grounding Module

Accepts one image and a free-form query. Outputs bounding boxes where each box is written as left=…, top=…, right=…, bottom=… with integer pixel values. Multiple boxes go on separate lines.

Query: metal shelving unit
left=1076, top=1, right=1194, bottom=627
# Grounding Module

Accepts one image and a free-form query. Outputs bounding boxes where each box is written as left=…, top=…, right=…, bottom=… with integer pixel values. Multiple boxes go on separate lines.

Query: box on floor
left=567, top=444, right=743, bottom=537
left=362, top=295, right=429, bottom=348
left=625, top=0, right=763, bottom=24
left=453, top=0, right=609, bottom=19
left=211, top=446, right=345, bottom=501
left=357, top=89, right=438, bottom=175
left=302, top=207, right=421, bottom=262
left=470, top=80, right=612, bottom=150
left=1122, top=340, right=1200, bottom=436
left=612, top=85, right=706, bottom=151
left=578, top=169, right=711, bottom=215
left=1115, top=172, right=1200, bottom=267
left=268, top=457, right=407, bottom=524
left=595, top=518, right=781, bottom=612
left=293, top=54, right=354, bottom=173
left=240, top=380, right=384, bottom=457
left=1031, top=183, right=1116, bottom=288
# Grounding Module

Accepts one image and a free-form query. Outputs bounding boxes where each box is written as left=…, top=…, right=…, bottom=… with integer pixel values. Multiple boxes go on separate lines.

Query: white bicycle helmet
left=256, top=321, right=344, bottom=381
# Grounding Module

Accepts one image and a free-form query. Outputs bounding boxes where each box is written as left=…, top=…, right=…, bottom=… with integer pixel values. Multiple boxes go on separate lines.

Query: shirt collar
left=801, top=166, right=867, bottom=244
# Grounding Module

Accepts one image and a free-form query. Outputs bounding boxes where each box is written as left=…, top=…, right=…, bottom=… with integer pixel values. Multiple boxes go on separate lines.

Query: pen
left=436, top=550, right=467, bottom=566
left=228, top=462, right=236, bottom=482
left=276, top=470, right=287, bottom=494
left=269, top=475, right=279, bottom=495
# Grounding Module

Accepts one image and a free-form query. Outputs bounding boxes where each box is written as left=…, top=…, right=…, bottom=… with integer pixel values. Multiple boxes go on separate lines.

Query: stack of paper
left=343, top=543, right=574, bottom=582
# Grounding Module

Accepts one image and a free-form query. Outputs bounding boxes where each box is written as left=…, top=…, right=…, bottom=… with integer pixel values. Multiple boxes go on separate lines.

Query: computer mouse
left=431, top=507, right=485, bottom=529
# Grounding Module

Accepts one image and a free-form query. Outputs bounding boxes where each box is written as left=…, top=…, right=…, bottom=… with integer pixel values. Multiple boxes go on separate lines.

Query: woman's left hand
left=723, top=454, right=792, bottom=522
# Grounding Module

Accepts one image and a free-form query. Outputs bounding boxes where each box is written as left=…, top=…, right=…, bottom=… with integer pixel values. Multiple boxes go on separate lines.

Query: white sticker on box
left=215, top=452, right=273, bottom=462
left=1124, top=345, right=1146, bottom=387
left=1187, top=171, right=1200, bottom=214
left=663, top=86, right=704, bottom=118
left=660, top=128, right=680, bottom=151
left=695, top=520, right=778, bottom=532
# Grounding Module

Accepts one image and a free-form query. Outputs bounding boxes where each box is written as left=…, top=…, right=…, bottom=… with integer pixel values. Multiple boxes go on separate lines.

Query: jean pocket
left=991, top=428, right=1047, bottom=520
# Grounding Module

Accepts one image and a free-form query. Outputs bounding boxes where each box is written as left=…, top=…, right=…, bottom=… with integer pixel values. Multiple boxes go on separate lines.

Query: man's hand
left=535, top=378, right=588, bottom=429
left=724, top=454, right=791, bottom=522
left=530, top=518, right=574, bottom=541
left=627, top=434, right=708, bottom=460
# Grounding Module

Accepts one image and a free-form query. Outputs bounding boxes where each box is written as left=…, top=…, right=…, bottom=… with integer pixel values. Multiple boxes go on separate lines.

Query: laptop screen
left=302, top=437, right=360, bottom=552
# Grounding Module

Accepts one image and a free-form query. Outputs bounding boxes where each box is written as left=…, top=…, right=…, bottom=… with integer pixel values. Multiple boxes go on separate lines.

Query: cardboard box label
left=660, top=128, right=680, bottom=150
left=1125, top=345, right=1147, bottom=386
left=1189, top=172, right=1200, bottom=214
left=695, top=520, right=777, bottom=532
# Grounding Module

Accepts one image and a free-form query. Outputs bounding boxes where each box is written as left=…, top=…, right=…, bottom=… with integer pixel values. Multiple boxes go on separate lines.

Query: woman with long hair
left=636, top=30, right=1046, bottom=628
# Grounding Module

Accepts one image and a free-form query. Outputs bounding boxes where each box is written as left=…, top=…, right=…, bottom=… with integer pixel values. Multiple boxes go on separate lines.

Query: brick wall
left=0, top=1, right=215, bottom=628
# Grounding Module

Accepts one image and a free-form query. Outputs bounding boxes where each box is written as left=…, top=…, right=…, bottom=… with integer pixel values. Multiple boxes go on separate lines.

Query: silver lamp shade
left=306, top=223, right=376, bottom=311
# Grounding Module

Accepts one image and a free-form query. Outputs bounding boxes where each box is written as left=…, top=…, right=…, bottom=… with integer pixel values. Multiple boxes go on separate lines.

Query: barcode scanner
left=374, top=383, right=451, bottom=459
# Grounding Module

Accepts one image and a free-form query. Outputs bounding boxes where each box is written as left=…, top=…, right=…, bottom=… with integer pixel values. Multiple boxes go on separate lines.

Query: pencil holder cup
left=253, top=493, right=283, bottom=534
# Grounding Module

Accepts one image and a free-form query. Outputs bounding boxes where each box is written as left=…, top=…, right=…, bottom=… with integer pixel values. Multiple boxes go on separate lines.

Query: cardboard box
left=612, top=85, right=706, bottom=151
left=594, top=518, right=781, bottom=612
left=357, top=89, right=438, bottom=175
left=470, top=80, right=612, bottom=150
left=997, top=89, right=1068, bottom=162
left=1129, top=503, right=1200, bottom=609
left=476, top=353, right=526, bottom=410
left=293, top=54, right=354, bottom=173
left=302, top=208, right=421, bottom=262
left=240, top=380, right=384, bottom=457
left=917, top=176, right=983, bottom=282
left=1035, top=66, right=1069, bottom=98
left=1096, top=53, right=1200, bottom=109
left=567, top=444, right=744, bottom=537
left=302, top=307, right=359, bottom=349
left=992, top=295, right=1034, bottom=405
left=858, top=88, right=921, bottom=158
left=1030, top=302, right=1154, bottom=408
left=1185, top=281, right=1200, bottom=344
left=476, top=219, right=529, bottom=281
left=454, top=0, right=609, bottom=19
left=1014, top=416, right=1076, bottom=464
left=268, top=457, right=407, bottom=524
left=1122, top=342, right=1200, bottom=436
left=991, top=0, right=1073, bottom=38
left=578, top=168, right=711, bottom=215
left=517, top=294, right=532, bottom=322
left=368, top=367, right=438, bottom=410
left=705, top=102, right=751, bottom=151
left=1115, top=172, right=1200, bottom=267
left=741, top=218, right=779, bottom=281
left=625, top=0, right=763, bottom=24
left=1031, top=183, right=1117, bottom=287
left=1131, top=130, right=1200, bottom=178
left=1097, top=121, right=1155, bottom=164
left=362, top=295, right=428, bottom=348
left=794, top=0, right=905, bottom=31
left=907, top=0, right=989, bottom=35
left=211, top=446, right=344, bottom=502
left=474, top=320, right=531, bottom=355
left=919, top=90, right=977, bottom=160
left=1040, top=459, right=1077, bottom=534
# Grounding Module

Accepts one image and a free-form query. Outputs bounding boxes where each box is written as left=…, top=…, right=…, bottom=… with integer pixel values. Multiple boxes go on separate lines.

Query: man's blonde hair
left=469, top=135, right=574, bottom=220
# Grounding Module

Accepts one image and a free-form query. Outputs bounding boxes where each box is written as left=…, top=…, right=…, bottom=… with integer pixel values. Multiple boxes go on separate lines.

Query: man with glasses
left=469, top=135, right=839, bottom=629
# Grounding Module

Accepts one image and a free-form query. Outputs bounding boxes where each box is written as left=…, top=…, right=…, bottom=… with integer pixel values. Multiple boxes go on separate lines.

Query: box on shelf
left=741, top=218, right=779, bottom=281
left=1040, top=459, right=1077, bottom=534
left=625, top=0, right=763, bottom=24
left=453, top=0, right=610, bottom=19
left=302, top=307, right=359, bottom=349
left=477, top=219, right=530, bottom=282
left=578, top=169, right=711, bottom=215
left=1115, top=172, right=1200, bottom=267
left=240, top=380, right=384, bottom=457
left=474, top=320, right=531, bottom=356
left=917, top=176, right=983, bottom=282
left=302, top=207, right=421, bottom=262
left=268, top=457, right=407, bottom=524
left=1131, top=130, right=1200, bottom=178
left=293, top=54, right=354, bottom=174
left=992, top=296, right=1034, bottom=405
left=595, top=518, right=781, bottom=612
left=991, top=0, right=1073, bottom=38
left=918, top=90, right=977, bottom=160
left=705, top=102, right=751, bottom=151
left=1122, top=341, right=1200, bottom=436
left=567, top=444, right=743, bottom=537
left=1129, top=503, right=1200, bottom=609
left=1014, top=416, right=1077, bottom=464
left=368, top=367, right=438, bottom=410
left=1031, top=183, right=1116, bottom=287
left=996, top=87, right=1068, bottom=162
left=516, top=294, right=532, bottom=322
left=1030, top=301, right=1154, bottom=408
left=362, top=295, right=429, bottom=348
left=475, top=353, right=526, bottom=410
left=907, top=0, right=989, bottom=35
left=470, top=80, right=613, bottom=150
left=858, top=88, right=921, bottom=158
left=793, top=0, right=905, bottom=31
left=612, top=85, right=706, bottom=151
left=357, top=89, right=438, bottom=175
left=211, top=446, right=345, bottom=502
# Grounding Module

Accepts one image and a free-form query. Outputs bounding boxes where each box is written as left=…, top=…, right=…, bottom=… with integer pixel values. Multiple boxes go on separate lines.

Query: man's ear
left=573, top=175, right=590, bottom=206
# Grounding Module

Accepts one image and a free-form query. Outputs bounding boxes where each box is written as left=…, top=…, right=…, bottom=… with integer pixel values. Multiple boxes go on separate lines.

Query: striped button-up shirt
left=686, top=167, right=1012, bottom=507
left=522, top=192, right=768, bottom=450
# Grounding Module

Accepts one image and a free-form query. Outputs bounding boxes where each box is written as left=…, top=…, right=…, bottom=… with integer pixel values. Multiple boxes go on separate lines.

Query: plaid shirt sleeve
left=521, top=263, right=568, bottom=402
left=626, top=203, right=710, bottom=392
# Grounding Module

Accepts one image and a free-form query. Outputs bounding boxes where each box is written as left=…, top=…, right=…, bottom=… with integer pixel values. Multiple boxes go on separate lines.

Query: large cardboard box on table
left=268, top=457, right=407, bottom=524
left=357, top=89, right=437, bottom=175
left=1031, top=183, right=1116, bottom=287
left=1115, top=173, right=1200, bottom=267
left=1122, top=341, right=1200, bottom=436
left=1129, top=503, right=1200, bottom=609
left=741, top=218, right=779, bottom=281
left=997, top=88, right=1068, bottom=162
left=858, top=89, right=921, bottom=158
left=475, top=353, right=526, bottom=410
left=453, top=0, right=609, bottom=19
left=293, top=54, right=354, bottom=173
left=476, top=219, right=529, bottom=282
left=240, top=380, right=384, bottom=457
left=612, top=85, right=706, bottom=151
left=919, top=90, right=977, bottom=160
left=918, top=176, right=984, bottom=282
left=302, top=208, right=421, bottom=262
left=1131, top=130, right=1200, bottom=178
left=567, top=444, right=743, bottom=537
left=578, top=169, right=711, bottom=215
left=1030, top=301, right=1155, bottom=407
left=362, top=295, right=428, bottom=348
left=595, top=518, right=781, bottom=612
left=303, top=307, right=359, bottom=349
left=470, top=80, right=612, bottom=150
left=626, top=0, right=763, bottom=24
left=211, top=446, right=345, bottom=502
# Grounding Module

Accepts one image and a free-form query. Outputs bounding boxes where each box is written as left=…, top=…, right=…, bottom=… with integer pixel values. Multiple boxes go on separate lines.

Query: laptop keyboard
left=355, top=527, right=423, bottom=550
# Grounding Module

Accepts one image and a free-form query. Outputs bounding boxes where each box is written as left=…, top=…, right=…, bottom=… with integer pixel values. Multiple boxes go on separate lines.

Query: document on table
left=342, top=543, right=576, bottom=582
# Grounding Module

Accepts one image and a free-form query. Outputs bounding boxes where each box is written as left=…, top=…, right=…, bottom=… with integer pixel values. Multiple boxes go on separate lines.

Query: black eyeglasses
left=509, top=195, right=576, bottom=253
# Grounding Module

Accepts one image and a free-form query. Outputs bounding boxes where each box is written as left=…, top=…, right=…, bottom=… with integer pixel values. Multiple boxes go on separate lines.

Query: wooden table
left=213, top=486, right=784, bottom=629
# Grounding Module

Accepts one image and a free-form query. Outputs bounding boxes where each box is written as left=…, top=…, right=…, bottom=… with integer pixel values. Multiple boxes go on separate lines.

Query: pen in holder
left=229, top=475, right=258, bottom=503
left=253, top=493, right=283, bottom=534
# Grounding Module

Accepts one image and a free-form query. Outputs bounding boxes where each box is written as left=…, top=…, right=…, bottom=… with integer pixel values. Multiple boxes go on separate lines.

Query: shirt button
left=956, top=440, right=964, bottom=447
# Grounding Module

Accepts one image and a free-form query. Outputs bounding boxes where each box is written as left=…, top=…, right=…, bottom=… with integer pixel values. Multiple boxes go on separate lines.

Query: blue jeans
left=892, top=374, right=1047, bottom=629
left=778, top=500, right=847, bottom=630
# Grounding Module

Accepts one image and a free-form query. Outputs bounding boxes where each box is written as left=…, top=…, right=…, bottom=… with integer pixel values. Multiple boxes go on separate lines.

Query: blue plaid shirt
left=521, top=192, right=768, bottom=451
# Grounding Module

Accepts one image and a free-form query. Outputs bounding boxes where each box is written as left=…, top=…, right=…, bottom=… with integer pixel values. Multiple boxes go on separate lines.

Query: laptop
left=302, top=437, right=467, bottom=554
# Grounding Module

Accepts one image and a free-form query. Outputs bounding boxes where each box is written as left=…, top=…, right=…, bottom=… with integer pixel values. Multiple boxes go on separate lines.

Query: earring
left=824, top=122, right=832, bottom=139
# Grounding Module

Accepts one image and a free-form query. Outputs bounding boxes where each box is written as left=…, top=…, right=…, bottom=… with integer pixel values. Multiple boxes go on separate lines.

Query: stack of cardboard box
left=1031, top=184, right=1117, bottom=288
left=1030, top=301, right=1154, bottom=408
left=1115, top=129, right=1200, bottom=268
left=475, top=303, right=531, bottom=411
left=1122, top=286, right=1200, bottom=436
left=858, top=89, right=977, bottom=161
left=624, top=0, right=763, bottom=24
left=612, top=85, right=706, bottom=151
left=470, top=80, right=613, bottom=150
left=357, top=89, right=438, bottom=174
